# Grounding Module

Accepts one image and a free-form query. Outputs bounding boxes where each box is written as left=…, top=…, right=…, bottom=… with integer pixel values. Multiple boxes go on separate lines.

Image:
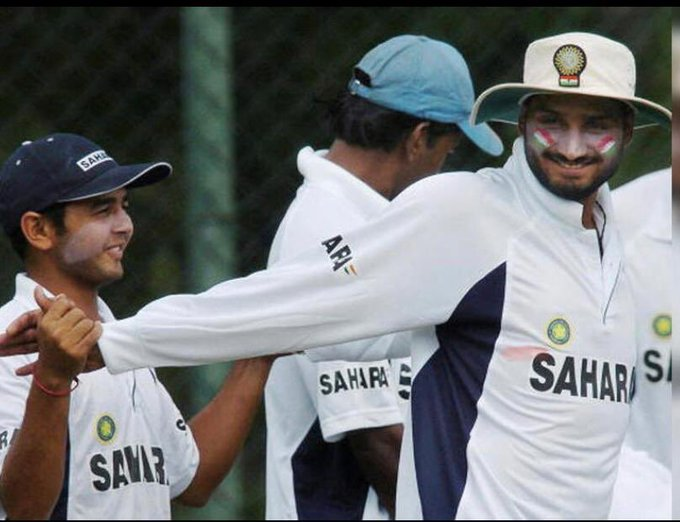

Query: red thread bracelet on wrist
left=32, top=374, right=80, bottom=397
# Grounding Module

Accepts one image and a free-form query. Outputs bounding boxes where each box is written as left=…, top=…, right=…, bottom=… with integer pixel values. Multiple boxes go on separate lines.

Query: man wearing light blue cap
left=2, top=32, right=671, bottom=520
left=347, top=35, right=503, bottom=161
left=263, top=35, right=501, bottom=520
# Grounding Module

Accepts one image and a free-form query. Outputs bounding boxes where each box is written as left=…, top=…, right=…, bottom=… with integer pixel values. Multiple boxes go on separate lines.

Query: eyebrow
left=585, top=114, right=617, bottom=121
left=88, top=195, right=128, bottom=207
left=533, top=108, right=617, bottom=120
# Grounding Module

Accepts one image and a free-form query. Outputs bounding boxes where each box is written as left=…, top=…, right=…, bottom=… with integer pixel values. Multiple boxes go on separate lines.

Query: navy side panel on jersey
left=50, top=431, right=70, bottom=520
left=412, top=263, right=507, bottom=520
left=292, top=420, right=370, bottom=520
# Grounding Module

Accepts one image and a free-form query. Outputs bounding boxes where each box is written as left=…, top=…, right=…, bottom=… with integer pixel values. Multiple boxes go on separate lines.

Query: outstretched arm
left=175, top=356, right=274, bottom=507
left=97, top=176, right=476, bottom=373
left=1, top=175, right=483, bottom=375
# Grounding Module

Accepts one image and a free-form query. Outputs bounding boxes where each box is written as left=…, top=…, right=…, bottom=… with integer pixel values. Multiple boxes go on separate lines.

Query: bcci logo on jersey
left=652, top=314, right=671, bottom=338
left=96, top=414, right=117, bottom=444
left=547, top=318, right=570, bottom=347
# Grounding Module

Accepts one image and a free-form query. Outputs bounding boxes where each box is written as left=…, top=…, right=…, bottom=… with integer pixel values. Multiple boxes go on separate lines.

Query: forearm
left=348, top=424, right=403, bottom=519
left=177, top=357, right=273, bottom=506
left=0, top=377, right=70, bottom=519
left=99, top=215, right=443, bottom=374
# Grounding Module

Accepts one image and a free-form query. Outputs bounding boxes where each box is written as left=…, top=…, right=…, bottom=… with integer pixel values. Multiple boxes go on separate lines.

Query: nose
left=112, top=208, right=133, bottom=237
left=556, top=128, right=588, bottom=160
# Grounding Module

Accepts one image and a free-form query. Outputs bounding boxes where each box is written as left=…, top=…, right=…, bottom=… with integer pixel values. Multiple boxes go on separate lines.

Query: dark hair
left=8, top=202, right=68, bottom=260
left=323, top=90, right=459, bottom=152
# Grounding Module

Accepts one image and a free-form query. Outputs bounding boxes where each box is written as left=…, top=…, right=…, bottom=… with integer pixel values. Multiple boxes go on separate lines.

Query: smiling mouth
left=544, top=154, right=599, bottom=171
left=106, top=245, right=126, bottom=259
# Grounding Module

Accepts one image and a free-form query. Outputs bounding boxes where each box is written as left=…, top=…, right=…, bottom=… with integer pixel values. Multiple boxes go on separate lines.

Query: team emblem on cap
left=547, top=318, right=571, bottom=346
left=96, top=414, right=117, bottom=444
left=652, top=314, right=671, bottom=338
left=553, top=45, right=586, bottom=87
left=77, top=150, right=113, bottom=172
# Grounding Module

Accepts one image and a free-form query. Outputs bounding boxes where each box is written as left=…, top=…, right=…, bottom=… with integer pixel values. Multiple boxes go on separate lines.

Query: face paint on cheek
left=531, top=128, right=556, bottom=152
left=595, top=135, right=618, bottom=158
left=61, top=221, right=112, bottom=266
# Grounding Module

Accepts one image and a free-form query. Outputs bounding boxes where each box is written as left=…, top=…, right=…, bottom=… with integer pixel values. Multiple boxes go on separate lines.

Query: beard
left=524, top=141, right=622, bottom=202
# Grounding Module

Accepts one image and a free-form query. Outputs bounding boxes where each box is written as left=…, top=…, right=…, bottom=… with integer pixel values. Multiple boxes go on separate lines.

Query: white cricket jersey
left=265, top=147, right=411, bottom=520
left=100, top=138, right=636, bottom=519
left=611, top=169, right=671, bottom=468
left=607, top=445, right=671, bottom=520
left=0, top=274, right=199, bottom=520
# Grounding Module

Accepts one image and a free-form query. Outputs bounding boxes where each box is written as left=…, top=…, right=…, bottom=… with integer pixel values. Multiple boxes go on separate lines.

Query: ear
left=405, top=122, right=430, bottom=162
left=20, top=212, right=59, bottom=253
left=517, top=104, right=528, bottom=137
left=621, top=111, right=634, bottom=147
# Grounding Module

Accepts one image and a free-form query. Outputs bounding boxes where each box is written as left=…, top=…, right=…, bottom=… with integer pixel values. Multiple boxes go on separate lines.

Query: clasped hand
left=0, top=287, right=104, bottom=380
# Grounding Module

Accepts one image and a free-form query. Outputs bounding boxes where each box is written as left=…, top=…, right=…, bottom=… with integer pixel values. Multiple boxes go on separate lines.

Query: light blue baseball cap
left=348, top=35, right=503, bottom=156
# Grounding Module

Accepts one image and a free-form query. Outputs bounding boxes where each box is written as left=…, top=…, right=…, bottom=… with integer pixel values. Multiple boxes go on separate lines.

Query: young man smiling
left=0, top=134, right=273, bottom=519
left=2, top=33, right=672, bottom=519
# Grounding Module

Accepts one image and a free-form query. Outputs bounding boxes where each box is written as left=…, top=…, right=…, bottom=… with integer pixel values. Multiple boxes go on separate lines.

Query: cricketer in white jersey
left=265, top=147, right=411, bottom=520
left=606, top=169, right=672, bottom=520
left=0, top=275, right=199, bottom=520
left=98, top=136, right=636, bottom=519
left=612, top=168, right=671, bottom=467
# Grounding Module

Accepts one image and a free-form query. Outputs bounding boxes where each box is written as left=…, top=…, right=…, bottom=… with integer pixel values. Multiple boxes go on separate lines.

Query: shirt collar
left=297, top=146, right=390, bottom=217
left=507, top=137, right=614, bottom=233
left=13, top=273, right=115, bottom=322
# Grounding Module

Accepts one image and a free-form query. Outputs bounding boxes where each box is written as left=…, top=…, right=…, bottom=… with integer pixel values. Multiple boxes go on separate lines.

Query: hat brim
left=470, top=83, right=671, bottom=130
left=58, top=162, right=172, bottom=203
left=457, top=120, right=504, bottom=156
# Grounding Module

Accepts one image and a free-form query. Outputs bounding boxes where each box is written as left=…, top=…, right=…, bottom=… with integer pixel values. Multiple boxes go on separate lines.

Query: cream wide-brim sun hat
left=470, top=32, right=671, bottom=129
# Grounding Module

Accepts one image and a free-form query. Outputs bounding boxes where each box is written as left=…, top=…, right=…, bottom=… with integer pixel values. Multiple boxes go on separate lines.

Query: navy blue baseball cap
left=0, top=133, right=171, bottom=235
left=348, top=35, right=503, bottom=156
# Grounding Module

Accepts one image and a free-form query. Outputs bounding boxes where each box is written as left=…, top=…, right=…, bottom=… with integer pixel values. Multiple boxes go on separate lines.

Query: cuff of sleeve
left=100, top=318, right=147, bottom=374
left=170, top=425, right=201, bottom=499
left=321, top=407, right=403, bottom=443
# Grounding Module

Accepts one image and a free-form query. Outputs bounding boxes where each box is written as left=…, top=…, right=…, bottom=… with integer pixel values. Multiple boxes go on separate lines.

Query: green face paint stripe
left=596, top=135, right=617, bottom=157
left=532, top=129, right=556, bottom=149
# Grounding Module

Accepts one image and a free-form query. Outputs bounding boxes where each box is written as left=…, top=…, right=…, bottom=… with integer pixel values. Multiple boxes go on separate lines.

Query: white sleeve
left=145, top=373, right=200, bottom=498
left=100, top=174, right=490, bottom=373
left=316, top=358, right=403, bottom=442
left=305, top=330, right=412, bottom=363
left=0, top=355, right=35, bottom=471
left=0, top=354, right=34, bottom=519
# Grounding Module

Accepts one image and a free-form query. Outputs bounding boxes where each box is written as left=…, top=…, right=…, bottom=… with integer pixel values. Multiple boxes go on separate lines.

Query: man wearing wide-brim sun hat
left=473, top=31, right=673, bottom=520
left=464, top=31, right=670, bottom=217
left=471, top=31, right=671, bottom=128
